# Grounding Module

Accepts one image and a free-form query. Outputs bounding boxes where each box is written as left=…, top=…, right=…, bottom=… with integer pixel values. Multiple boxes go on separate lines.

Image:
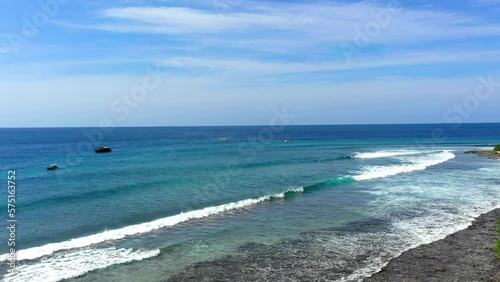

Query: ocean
left=0, top=124, right=499, bottom=281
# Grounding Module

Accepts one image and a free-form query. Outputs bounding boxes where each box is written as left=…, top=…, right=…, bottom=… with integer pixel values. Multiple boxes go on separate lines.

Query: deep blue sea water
left=0, top=124, right=499, bottom=281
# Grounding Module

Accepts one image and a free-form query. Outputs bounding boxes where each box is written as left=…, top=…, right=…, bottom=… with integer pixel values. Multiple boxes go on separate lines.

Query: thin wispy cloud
left=1, top=0, right=500, bottom=126
left=48, top=1, right=500, bottom=73
left=9, top=2, right=500, bottom=63
left=74, top=2, right=500, bottom=43
left=157, top=50, right=500, bottom=75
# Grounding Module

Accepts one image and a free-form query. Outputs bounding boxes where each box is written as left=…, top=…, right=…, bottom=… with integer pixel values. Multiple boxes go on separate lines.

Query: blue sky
left=0, top=0, right=499, bottom=127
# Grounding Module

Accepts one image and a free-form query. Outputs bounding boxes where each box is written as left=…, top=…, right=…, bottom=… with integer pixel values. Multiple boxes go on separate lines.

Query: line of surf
left=353, top=151, right=422, bottom=159
left=354, top=151, right=455, bottom=181
left=2, top=152, right=455, bottom=263
left=0, top=187, right=304, bottom=262
left=3, top=247, right=160, bottom=282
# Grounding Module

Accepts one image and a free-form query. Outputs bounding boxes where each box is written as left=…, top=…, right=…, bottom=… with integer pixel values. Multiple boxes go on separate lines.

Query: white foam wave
left=478, top=167, right=497, bottom=172
left=354, top=151, right=421, bottom=159
left=0, top=150, right=454, bottom=263
left=339, top=160, right=500, bottom=282
left=3, top=247, right=160, bottom=282
left=354, top=151, right=455, bottom=181
left=339, top=202, right=500, bottom=282
left=0, top=187, right=304, bottom=262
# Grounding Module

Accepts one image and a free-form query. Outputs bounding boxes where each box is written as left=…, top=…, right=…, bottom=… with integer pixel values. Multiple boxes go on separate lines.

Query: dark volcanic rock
left=364, top=209, right=500, bottom=282
left=164, top=230, right=394, bottom=282
left=164, top=210, right=499, bottom=282
left=237, top=242, right=267, bottom=252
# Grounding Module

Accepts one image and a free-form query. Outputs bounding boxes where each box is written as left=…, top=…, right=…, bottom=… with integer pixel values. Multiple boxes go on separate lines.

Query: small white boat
left=219, top=137, right=228, bottom=142
left=284, top=139, right=289, bottom=143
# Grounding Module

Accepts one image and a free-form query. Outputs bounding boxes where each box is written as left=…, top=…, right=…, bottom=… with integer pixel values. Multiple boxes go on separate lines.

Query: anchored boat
left=95, top=147, right=113, bottom=153
left=47, top=164, right=58, bottom=170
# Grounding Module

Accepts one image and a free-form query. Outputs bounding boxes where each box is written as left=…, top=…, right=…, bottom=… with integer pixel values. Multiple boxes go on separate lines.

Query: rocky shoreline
left=164, top=210, right=500, bottom=282
left=364, top=208, right=500, bottom=282
left=465, top=150, right=500, bottom=159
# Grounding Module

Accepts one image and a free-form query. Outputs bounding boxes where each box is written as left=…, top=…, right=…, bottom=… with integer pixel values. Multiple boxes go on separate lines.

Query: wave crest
left=354, top=151, right=455, bottom=181
left=354, top=151, right=421, bottom=159
left=1, top=151, right=455, bottom=264
left=0, top=188, right=304, bottom=262
left=4, top=247, right=159, bottom=282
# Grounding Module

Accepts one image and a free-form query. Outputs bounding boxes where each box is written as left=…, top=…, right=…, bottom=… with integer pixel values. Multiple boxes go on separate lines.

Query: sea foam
left=3, top=247, right=160, bottom=282
left=0, top=152, right=454, bottom=263
left=0, top=187, right=304, bottom=262
left=354, top=151, right=422, bottom=159
left=354, top=151, right=455, bottom=181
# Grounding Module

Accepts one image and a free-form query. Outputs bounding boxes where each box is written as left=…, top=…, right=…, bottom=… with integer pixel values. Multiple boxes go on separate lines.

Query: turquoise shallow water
left=0, top=124, right=499, bottom=281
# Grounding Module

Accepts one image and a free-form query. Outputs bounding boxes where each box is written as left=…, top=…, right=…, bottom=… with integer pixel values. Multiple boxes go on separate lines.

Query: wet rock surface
left=365, top=209, right=500, bottom=282
left=164, top=210, right=499, bottom=282
left=164, top=218, right=402, bottom=282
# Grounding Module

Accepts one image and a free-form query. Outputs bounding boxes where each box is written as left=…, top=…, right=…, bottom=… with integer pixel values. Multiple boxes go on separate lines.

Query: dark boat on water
left=47, top=164, right=58, bottom=170
left=95, top=147, right=113, bottom=153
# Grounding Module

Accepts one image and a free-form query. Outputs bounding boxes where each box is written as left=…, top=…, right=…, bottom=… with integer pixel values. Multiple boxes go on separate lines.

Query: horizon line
left=1, top=121, right=500, bottom=129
